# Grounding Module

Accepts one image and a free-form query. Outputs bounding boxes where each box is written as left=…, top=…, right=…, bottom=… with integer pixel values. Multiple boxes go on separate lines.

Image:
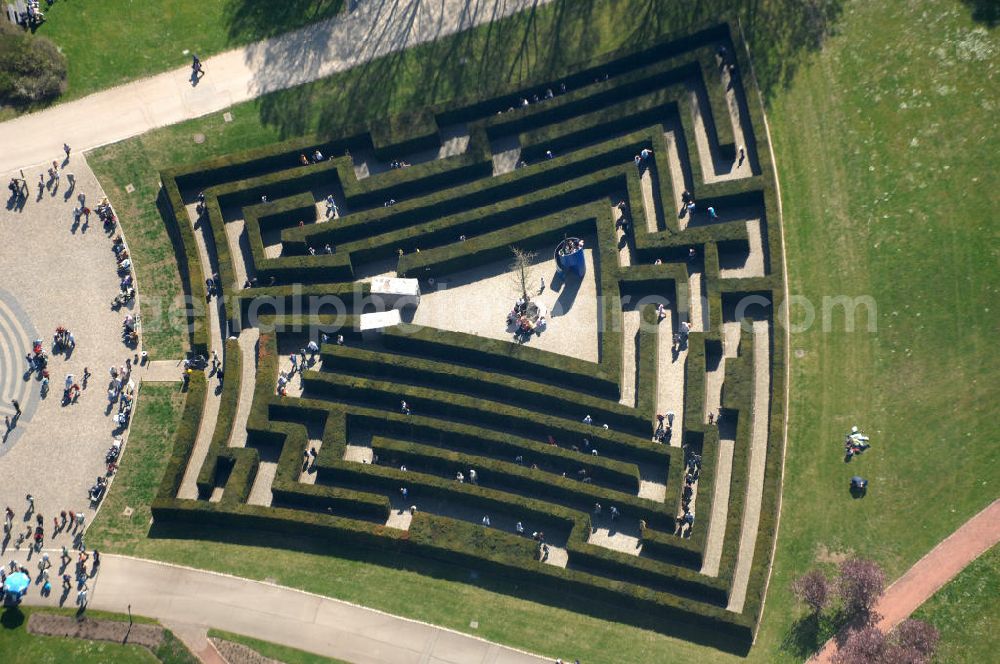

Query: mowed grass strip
left=207, top=630, right=351, bottom=664
left=86, top=382, right=188, bottom=551
left=0, top=607, right=160, bottom=664
left=910, top=543, right=1000, bottom=664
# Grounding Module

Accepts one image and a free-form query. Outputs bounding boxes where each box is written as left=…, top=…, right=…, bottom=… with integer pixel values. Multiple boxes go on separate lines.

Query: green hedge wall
left=195, top=338, right=246, bottom=498
left=369, top=436, right=668, bottom=528
left=158, top=176, right=209, bottom=356
left=381, top=325, right=619, bottom=399
left=153, top=373, right=207, bottom=503
left=321, top=343, right=648, bottom=436
left=302, top=370, right=670, bottom=467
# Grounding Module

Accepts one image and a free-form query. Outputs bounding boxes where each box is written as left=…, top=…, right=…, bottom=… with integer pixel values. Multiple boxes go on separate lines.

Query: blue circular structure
left=555, top=237, right=586, bottom=277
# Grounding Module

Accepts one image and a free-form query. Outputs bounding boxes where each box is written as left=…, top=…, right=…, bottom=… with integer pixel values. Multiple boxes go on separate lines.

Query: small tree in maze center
left=508, top=246, right=537, bottom=306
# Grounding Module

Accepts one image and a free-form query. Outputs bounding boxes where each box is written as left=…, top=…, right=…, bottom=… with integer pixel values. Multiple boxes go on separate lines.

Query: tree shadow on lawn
left=1, top=605, right=26, bottom=630
left=779, top=609, right=853, bottom=660
left=225, top=0, right=346, bottom=43
left=960, top=0, right=1000, bottom=25
left=253, top=0, right=577, bottom=140
left=249, top=0, right=843, bottom=141
left=147, top=519, right=750, bottom=655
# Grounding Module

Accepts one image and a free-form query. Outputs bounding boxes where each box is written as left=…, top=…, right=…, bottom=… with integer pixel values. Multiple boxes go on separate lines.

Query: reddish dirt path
left=812, top=499, right=1000, bottom=663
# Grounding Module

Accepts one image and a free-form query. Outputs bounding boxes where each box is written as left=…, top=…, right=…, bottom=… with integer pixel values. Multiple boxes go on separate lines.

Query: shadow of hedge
left=246, top=0, right=842, bottom=140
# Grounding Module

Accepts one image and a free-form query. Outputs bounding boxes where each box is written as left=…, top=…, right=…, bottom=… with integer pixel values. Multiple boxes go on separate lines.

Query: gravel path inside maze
left=0, top=156, right=152, bottom=538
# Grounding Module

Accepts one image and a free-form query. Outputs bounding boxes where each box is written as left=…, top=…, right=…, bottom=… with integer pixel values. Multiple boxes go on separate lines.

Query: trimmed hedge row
left=242, top=193, right=354, bottom=284
left=641, top=524, right=702, bottom=569
left=154, top=374, right=207, bottom=502
left=370, top=436, right=671, bottom=529
left=301, top=370, right=670, bottom=467
left=320, top=342, right=649, bottom=436
left=304, top=433, right=719, bottom=602
left=715, top=331, right=754, bottom=588
left=340, top=407, right=645, bottom=492
left=397, top=203, right=597, bottom=277
left=408, top=512, right=538, bottom=562
left=158, top=176, right=209, bottom=355
left=381, top=314, right=619, bottom=399
left=151, top=496, right=751, bottom=646
left=283, top=127, right=655, bottom=249
left=335, top=168, right=625, bottom=269
left=195, top=338, right=244, bottom=498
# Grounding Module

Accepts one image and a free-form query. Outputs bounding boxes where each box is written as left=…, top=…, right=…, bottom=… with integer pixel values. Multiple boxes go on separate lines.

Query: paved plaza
left=0, top=156, right=147, bottom=537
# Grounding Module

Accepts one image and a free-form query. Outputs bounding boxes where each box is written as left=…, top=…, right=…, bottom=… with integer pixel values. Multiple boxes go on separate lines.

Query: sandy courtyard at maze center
left=404, top=239, right=600, bottom=362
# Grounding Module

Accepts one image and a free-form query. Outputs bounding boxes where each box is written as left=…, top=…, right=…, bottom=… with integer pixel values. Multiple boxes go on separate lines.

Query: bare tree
left=508, top=247, right=537, bottom=304
left=792, top=568, right=832, bottom=615
left=838, top=558, right=885, bottom=619
left=833, top=626, right=887, bottom=664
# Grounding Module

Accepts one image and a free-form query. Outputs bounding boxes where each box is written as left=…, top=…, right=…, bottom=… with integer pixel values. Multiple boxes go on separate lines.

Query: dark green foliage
left=0, top=23, right=67, bottom=105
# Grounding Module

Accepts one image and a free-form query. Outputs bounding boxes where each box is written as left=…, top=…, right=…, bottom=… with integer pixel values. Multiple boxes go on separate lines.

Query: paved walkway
left=7, top=550, right=549, bottom=664
left=812, top=499, right=1000, bottom=663
left=727, top=320, right=771, bottom=613
left=0, top=0, right=552, bottom=173
left=0, top=156, right=142, bottom=524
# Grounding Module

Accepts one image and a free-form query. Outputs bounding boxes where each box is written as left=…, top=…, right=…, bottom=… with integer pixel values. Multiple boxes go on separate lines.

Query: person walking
left=12, top=399, right=20, bottom=417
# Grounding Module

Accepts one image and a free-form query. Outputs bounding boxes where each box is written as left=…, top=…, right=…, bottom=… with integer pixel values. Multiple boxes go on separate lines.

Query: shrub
left=833, top=626, right=887, bottom=664
left=838, top=558, right=886, bottom=620
left=0, top=23, right=67, bottom=105
left=890, top=619, right=939, bottom=664
left=792, top=569, right=832, bottom=615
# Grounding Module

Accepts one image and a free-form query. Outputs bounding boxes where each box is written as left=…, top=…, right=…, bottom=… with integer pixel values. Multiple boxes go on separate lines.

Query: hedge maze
left=151, top=22, right=785, bottom=652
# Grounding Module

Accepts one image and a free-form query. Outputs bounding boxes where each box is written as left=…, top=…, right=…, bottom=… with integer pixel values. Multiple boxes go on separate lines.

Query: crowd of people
left=1, top=495, right=102, bottom=607
left=844, top=425, right=871, bottom=461
left=107, top=360, right=137, bottom=429
left=675, top=452, right=702, bottom=537
left=496, top=82, right=566, bottom=116
left=507, top=296, right=547, bottom=338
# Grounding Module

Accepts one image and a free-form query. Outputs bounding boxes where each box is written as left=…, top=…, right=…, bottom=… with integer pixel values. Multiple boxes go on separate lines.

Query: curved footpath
left=0, top=0, right=552, bottom=173
left=8, top=549, right=548, bottom=664
left=812, top=498, right=1000, bottom=663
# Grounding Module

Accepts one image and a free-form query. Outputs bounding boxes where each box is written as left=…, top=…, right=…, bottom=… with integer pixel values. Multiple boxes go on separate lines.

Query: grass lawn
left=85, top=382, right=188, bottom=549
left=757, top=0, right=999, bottom=660
left=208, top=629, right=350, bottom=664
left=0, top=606, right=158, bottom=664
left=20, top=0, right=344, bottom=102
left=911, top=544, right=1000, bottom=664
left=85, top=0, right=999, bottom=662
